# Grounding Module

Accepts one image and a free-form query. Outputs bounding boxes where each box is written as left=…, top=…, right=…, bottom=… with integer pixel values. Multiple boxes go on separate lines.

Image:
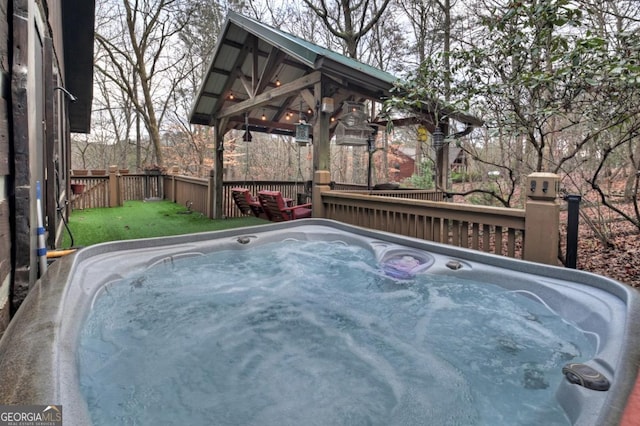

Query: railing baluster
left=482, top=224, right=491, bottom=253
left=495, top=226, right=503, bottom=255
left=452, top=219, right=460, bottom=246
left=433, top=218, right=442, bottom=243
left=461, top=221, right=469, bottom=248
left=471, top=223, right=480, bottom=250
left=507, top=229, right=516, bottom=257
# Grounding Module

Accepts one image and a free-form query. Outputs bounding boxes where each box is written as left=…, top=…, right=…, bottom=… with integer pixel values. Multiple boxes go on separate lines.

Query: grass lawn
left=61, top=200, right=268, bottom=248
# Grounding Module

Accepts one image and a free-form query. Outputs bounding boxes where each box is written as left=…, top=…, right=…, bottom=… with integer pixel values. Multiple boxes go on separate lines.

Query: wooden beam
left=271, top=95, right=297, bottom=122
left=209, top=45, right=250, bottom=120
left=373, top=116, right=437, bottom=131
left=228, top=115, right=296, bottom=131
left=218, top=71, right=322, bottom=119
left=209, top=67, right=232, bottom=77
left=221, top=38, right=244, bottom=50
left=222, top=37, right=307, bottom=71
left=218, top=117, right=230, bottom=135
left=237, top=70, right=253, bottom=99
left=251, top=36, right=259, bottom=96
left=327, top=91, right=351, bottom=113
left=299, top=89, right=315, bottom=112
left=256, top=47, right=285, bottom=94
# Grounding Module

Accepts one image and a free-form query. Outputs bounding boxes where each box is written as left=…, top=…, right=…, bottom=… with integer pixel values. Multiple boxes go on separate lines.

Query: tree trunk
left=624, top=140, right=640, bottom=200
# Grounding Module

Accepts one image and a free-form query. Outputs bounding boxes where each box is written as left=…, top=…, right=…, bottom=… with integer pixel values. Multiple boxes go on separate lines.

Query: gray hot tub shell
left=0, top=219, right=638, bottom=425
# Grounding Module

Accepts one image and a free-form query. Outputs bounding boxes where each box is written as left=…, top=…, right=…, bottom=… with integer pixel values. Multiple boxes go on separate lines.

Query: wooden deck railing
left=69, top=169, right=560, bottom=264
left=336, top=189, right=445, bottom=202
left=321, top=191, right=527, bottom=259
left=223, top=181, right=308, bottom=218
left=163, top=175, right=308, bottom=218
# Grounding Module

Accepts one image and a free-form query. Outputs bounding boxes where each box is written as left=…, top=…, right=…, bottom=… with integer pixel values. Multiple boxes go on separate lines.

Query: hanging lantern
left=243, top=112, right=252, bottom=142
left=335, top=101, right=373, bottom=146
left=295, top=122, right=312, bottom=145
left=432, top=127, right=444, bottom=150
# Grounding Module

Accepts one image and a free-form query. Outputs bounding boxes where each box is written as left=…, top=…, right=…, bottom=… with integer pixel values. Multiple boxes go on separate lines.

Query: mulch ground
left=452, top=181, right=640, bottom=288
left=559, top=182, right=640, bottom=288
left=557, top=185, right=640, bottom=288
left=564, top=216, right=640, bottom=288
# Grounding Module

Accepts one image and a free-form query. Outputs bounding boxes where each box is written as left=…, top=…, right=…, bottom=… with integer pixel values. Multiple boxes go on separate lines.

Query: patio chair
left=231, top=188, right=267, bottom=219
left=257, top=190, right=312, bottom=222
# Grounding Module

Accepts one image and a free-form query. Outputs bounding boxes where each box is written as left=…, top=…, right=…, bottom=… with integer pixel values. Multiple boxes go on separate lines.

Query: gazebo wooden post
left=210, top=118, right=225, bottom=219
left=312, top=79, right=331, bottom=216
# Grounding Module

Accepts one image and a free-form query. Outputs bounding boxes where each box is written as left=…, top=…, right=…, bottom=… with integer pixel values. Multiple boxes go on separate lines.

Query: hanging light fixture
left=335, top=101, right=374, bottom=146
left=261, top=109, right=267, bottom=121
left=295, top=122, right=312, bottom=145
left=275, top=76, right=281, bottom=87
left=432, top=126, right=446, bottom=190
left=432, top=127, right=445, bottom=150
left=228, top=92, right=234, bottom=100
left=295, top=101, right=311, bottom=145
left=243, top=112, right=252, bottom=142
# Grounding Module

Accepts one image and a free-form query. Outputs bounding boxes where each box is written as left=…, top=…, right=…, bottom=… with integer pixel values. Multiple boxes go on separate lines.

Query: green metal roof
left=227, top=11, right=398, bottom=86
left=189, top=12, right=401, bottom=128
left=189, top=11, right=482, bottom=133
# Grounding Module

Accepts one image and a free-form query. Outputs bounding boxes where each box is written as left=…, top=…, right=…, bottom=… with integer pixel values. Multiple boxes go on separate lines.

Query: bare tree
left=163, top=0, right=232, bottom=175
left=92, top=50, right=138, bottom=169
left=398, top=0, right=439, bottom=66
left=94, top=0, right=196, bottom=167
left=301, top=0, right=393, bottom=58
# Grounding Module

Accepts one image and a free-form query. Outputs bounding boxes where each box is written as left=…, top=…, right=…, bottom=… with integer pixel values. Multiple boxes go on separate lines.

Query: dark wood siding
left=11, top=8, right=33, bottom=305
left=0, top=0, right=11, bottom=330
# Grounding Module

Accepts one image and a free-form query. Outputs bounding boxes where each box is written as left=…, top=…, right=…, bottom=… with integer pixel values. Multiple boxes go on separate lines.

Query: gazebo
left=189, top=11, right=482, bottom=218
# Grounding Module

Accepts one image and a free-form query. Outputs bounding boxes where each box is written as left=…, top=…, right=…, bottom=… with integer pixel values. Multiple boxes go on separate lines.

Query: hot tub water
left=78, top=240, right=594, bottom=425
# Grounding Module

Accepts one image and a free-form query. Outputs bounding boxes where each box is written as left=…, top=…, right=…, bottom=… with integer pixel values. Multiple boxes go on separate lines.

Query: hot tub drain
left=562, top=363, right=610, bottom=391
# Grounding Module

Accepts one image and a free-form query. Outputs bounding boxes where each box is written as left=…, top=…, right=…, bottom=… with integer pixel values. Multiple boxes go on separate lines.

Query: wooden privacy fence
left=164, top=175, right=210, bottom=215
left=69, top=176, right=109, bottom=210
left=120, top=173, right=163, bottom=201
left=70, top=170, right=163, bottom=210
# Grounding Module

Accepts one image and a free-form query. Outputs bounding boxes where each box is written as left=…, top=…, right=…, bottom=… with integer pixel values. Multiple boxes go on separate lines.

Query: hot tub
left=0, top=219, right=638, bottom=425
